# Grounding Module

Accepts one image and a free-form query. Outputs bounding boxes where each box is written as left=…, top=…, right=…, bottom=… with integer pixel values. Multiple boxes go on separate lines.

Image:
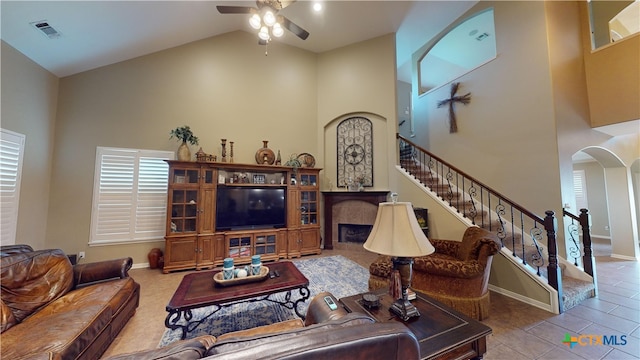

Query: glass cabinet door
left=170, top=189, right=198, bottom=233
left=228, top=235, right=251, bottom=258
left=300, top=173, right=317, bottom=187
left=300, top=190, right=318, bottom=225
left=255, top=234, right=277, bottom=255
left=202, top=168, right=214, bottom=185
left=172, top=168, right=199, bottom=185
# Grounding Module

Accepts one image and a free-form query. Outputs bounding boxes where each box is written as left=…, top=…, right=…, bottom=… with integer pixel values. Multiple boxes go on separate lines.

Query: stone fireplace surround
left=322, top=191, right=389, bottom=250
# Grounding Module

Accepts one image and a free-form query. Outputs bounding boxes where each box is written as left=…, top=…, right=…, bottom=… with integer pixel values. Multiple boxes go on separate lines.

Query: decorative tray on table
left=213, top=266, right=270, bottom=287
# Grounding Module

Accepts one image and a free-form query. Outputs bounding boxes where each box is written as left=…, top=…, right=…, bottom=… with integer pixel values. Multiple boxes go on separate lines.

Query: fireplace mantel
left=322, top=191, right=389, bottom=250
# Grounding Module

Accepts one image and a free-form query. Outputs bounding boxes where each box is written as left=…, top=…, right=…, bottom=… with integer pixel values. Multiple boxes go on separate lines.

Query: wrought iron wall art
left=337, top=117, right=373, bottom=187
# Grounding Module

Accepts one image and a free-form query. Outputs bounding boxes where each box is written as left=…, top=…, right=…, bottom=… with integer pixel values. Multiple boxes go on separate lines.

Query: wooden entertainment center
left=163, top=161, right=321, bottom=273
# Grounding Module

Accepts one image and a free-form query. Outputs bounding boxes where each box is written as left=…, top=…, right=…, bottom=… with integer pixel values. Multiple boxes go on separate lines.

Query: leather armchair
left=369, top=226, right=501, bottom=320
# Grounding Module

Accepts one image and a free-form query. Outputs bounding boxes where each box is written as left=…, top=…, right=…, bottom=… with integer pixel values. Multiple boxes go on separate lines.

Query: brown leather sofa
left=0, top=245, right=140, bottom=360
left=105, top=292, right=420, bottom=360
left=369, top=226, right=501, bottom=320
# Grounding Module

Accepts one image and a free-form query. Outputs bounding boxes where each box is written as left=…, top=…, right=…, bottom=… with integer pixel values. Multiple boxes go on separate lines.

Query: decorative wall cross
left=437, top=82, right=471, bottom=133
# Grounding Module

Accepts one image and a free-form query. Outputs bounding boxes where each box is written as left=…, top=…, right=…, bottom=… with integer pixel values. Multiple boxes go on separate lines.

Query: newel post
left=579, top=208, right=597, bottom=285
left=544, top=210, right=564, bottom=313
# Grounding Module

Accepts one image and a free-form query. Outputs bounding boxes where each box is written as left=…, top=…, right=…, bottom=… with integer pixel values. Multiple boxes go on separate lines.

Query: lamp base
left=390, top=257, right=420, bottom=321
left=390, top=297, right=420, bottom=321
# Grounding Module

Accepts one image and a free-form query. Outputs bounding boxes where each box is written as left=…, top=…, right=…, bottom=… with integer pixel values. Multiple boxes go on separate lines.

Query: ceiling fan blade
left=217, top=5, right=254, bottom=14
left=281, top=16, right=309, bottom=40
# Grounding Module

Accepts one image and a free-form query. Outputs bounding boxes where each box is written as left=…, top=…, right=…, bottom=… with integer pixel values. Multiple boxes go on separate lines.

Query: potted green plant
left=170, top=126, right=199, bottom=161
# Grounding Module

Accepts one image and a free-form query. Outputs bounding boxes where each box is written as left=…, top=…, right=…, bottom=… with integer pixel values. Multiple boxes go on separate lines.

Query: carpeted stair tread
left=561, top=276, right=596, bottom=312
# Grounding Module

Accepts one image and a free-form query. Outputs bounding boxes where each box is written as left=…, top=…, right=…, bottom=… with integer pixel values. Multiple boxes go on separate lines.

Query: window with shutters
left=0, top=129, right=26, bottom=246
left=90, top=147, right=173, bottom=245
left=573, top=169, right=589, bottom=211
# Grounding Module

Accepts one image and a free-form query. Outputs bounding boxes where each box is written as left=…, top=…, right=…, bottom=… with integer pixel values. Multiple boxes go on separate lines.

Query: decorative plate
left=213, top=266, right=270, bottom=287
left=297, top=153, right=316, bottom=168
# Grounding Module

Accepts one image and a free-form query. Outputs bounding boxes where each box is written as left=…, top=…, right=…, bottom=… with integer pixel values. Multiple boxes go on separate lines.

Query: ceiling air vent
left=30, top=21, right=61, bottom=39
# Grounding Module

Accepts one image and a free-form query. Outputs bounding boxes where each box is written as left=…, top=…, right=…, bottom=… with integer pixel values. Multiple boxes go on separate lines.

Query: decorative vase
left=177, top=141, right=191, bottom=161
left=148, top=248, right=163, bottom=269
left=255, top=140, right=275, bottom=165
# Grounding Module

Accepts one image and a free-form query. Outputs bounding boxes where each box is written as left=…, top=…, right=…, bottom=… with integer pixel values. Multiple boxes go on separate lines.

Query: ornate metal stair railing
left=563, top=208, right=595, bottom=278
left=397, top=134, right=565, bottom=310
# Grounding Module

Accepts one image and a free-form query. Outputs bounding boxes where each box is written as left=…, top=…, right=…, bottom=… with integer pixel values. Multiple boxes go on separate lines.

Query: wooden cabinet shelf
left=163, top=161, right=321, bottom=273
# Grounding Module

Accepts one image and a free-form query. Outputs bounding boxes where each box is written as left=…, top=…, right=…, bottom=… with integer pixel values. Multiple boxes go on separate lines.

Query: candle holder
left=221, top=139, right=227, bottom=162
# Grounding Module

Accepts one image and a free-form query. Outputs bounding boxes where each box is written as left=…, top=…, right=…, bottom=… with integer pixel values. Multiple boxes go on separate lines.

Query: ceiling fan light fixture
left=272, top=23, right=284, bottom=37
left=258, top=26, right=271, bottom=41
left=249, top=14, right=262, bottom=29
left=263, top=10, right=276, bottom=26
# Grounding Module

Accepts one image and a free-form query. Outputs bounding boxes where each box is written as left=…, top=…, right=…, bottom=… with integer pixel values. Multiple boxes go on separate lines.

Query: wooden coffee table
left=165, top=261, right=309, bottom=339
left=340, top=289, right=492, bottom=360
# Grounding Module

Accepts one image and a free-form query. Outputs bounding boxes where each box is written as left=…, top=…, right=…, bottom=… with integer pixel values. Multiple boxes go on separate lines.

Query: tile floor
left=102, top=244, right=640, bottom=359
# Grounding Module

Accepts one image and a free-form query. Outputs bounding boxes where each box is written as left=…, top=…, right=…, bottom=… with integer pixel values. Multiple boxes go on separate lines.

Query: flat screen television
left=215, top=186, right=286, bottom=231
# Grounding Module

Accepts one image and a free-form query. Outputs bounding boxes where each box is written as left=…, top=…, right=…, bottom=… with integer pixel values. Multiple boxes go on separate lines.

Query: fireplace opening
left=338, top=223, right=373, bottom=244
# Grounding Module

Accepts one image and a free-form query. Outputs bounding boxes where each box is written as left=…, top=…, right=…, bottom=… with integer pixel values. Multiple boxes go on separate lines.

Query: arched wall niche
left=322, top=112, right=388, bottom=192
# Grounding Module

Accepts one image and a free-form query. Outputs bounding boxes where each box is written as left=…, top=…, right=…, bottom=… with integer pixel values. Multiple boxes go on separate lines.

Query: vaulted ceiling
left=1, top=1, right=477, bottom=80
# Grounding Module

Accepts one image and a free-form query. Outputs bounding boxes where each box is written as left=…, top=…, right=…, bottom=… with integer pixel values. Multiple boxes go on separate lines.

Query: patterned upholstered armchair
left=369, top=226, right=501, bottom=320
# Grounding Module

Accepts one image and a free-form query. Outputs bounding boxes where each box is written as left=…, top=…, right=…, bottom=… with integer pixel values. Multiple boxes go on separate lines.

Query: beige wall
left=490, top=253, right=553, bottom=308
left=317, top=34, right=398, bottom=193
left=579, top=2, right=640, bottom=127
left=49, top=31, right=318, bottom=262
left=548, top=2, right=638, bottom=259
left=1, top=41, right=58, bottom=250
left=545, top=1, right=609, bottom=259
left=37, top=31, right=398, bottom=264
left=411, top=1, right=563, bottom=218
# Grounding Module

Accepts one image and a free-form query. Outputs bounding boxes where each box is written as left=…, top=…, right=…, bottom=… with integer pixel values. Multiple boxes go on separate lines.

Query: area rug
left=158, top=255, right=369, bottom=347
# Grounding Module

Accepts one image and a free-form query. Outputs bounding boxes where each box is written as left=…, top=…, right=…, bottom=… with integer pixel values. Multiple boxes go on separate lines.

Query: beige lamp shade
left=363, top=201, right=435, bottom=257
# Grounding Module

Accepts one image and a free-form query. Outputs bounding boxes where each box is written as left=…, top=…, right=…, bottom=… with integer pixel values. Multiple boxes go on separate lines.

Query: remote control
left=324, top=296, right=338, bottom=310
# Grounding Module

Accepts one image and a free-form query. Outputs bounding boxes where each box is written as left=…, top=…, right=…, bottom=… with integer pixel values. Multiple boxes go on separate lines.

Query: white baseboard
left=488, top=284, right=558, bottom=314
left=610, top=254, right=640, bottom=261
left=132, top=262, right=150, bottom=269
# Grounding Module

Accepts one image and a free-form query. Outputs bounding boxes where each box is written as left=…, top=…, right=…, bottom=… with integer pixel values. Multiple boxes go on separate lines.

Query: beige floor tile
left=536, top=345, right=588, bottom=360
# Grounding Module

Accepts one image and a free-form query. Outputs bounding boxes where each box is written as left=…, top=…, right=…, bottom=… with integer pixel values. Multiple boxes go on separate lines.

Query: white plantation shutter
left=136, top=156, right=171, bottom=235
left=90, top=147, right=172, bottom=244
left=0, top=129, right=25, bottom=246
left=573, top=170, right=588, bottom=211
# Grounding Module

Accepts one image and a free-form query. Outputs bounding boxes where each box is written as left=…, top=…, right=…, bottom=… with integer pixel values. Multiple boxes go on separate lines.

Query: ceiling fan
left=217, top=0, right=310, bottom=44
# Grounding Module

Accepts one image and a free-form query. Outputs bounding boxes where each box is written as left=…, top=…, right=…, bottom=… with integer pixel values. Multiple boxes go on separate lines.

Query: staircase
left=397, top=134, right=596, bottom=313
